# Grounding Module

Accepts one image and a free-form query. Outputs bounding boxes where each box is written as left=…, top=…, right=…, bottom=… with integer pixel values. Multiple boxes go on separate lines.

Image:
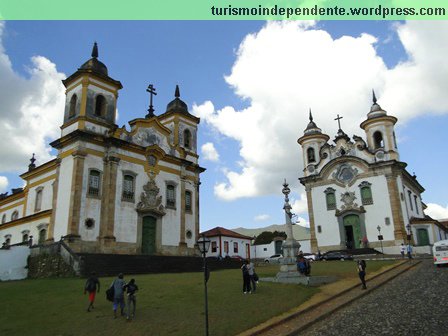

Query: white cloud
left=193, top=21, right=448, bottom=201
left=291, top=193, right=308, bottom=216
left=0, top=176, right=8, bottom=193
left=295, top=216, right=310, bottom=228
left=0, top=22, right=65, bottom=173
left=425, top=203, right=448, bottom=220
left=254, top=214, right=270, bottom=222
left=201, top=142, right=220, bottom=162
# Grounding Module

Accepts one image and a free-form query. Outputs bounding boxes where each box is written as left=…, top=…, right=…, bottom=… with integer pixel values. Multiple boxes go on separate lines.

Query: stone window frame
left=37, top=223, right=49, bottom=244
left=408, top=190, right=414, bottom=211
left=68, top=94, right=77, bottom=118
left=121, top=171, right=137, bottom=203
left=211, top=241, right=217, bottom=253
left=324, top=187, right=336, bottom=210
left=373, top=131, right=384, bottom=149
left=185, top=230, right=193, bottom=240
left=34, top=186, right=44, bottom=212
left=11, top=210, right=19, bottom=221
left=21, top=229, right=30, bottom=243
left=94, top=94, right=107, bottom=117
left=87, top=169, right=102, bottom=198
left=307, top=147, right=316, bottom=163
left=4, top=234, right=11, bottom=246
left=185, top=190, right=192, bottom=213
left=233, top=242, right=238, bottom=254
left=224, top=241, right=229, bottom=254
left=359, top=181, right=373, bottom=205
left=165, top=180, right=178, bottom=210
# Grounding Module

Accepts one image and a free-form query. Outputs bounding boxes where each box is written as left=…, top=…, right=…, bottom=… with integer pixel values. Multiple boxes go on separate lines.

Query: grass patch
left=0, top=260, right=395, bottom=336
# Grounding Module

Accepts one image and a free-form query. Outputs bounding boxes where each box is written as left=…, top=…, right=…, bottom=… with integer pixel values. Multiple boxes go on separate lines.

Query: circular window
left=186, top=230, right=193, bottom=239
left=85, top=218, right=95, bottom=229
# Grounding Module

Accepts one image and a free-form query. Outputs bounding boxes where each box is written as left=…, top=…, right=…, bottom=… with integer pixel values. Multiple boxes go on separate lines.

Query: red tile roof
left=201, top=227, right=253, bottom=240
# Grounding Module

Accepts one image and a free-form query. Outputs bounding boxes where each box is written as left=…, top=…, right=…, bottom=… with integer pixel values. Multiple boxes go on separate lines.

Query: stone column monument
left=275, top=180, right=305, bottom=283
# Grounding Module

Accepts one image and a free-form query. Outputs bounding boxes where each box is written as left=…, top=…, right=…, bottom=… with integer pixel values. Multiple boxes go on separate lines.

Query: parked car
left=303, top=253, right=317, bottom=261
left=321, top=251, right=353, bottom=261
left=264, top=254, right=283, bottom=263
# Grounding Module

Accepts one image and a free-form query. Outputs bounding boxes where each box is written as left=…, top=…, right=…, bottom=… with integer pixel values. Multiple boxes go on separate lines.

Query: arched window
left=69, top=94, right=77, bottom=118
left=373, top=131, right=384, bottom=149
left=184, top=129, right=191, bottom=149
left=166, top=184, right=176, bottom=209
left=22, top=233, right=29, bottom=243
left=88, top=170, right=101, bottom=197
left=94, top=95, right=106, bottom=117
left=185, top=190, right=192, bottom=212
left=38, top=229, right=47, bottom=244
left=11, top=210, right=19, bottom=221
left=324, top=188, right=336, bottom=210
left=35, top=187, right=43, bottom=212
left=1, top=214, right=6, bottom=224
left=4, top=237, right=11, bottom=246
left=359, top=181, right=373, bottom=205
left=122, top=174, right=135, bottom=202
left=307, top=147, right=316, bottom=163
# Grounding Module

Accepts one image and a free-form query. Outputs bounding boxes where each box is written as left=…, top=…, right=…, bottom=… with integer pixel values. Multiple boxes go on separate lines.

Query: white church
left=298, top=93, right=447, bottom=254
left=0, top=43, right=205, bottom=256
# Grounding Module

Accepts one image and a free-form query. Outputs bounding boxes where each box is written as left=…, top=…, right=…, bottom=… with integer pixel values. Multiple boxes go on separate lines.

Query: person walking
left=84, top=272, right=100, bottom=312
left=357, top=260, right=367, bottom=289
left=246, top=260, right=257, bottom=293
left=400, top=243, right=405, bottom=258
left=407, top=244, right=413, bottom=261
left=110, top=273, right=126, bottom=318
left=241, top=260, right=251, bottom=294
left=124, top=279, right=139, bottom=320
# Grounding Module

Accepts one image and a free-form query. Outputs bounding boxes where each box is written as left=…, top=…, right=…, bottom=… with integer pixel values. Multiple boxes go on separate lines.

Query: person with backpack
left=124, top=278, right=139, bottom=320
left=110, top=273, right=126, bottom=318
left=357, top=260, right=367, bottom=289
left=84, top=272, right=100, bottom=312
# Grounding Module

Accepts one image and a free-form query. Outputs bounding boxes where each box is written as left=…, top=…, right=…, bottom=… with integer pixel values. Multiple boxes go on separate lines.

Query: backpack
left=106, top=286, right=114, bottom=302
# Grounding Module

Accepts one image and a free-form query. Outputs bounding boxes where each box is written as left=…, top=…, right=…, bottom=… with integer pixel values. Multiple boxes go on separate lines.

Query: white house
left=201, top=227, right=253, bottom=259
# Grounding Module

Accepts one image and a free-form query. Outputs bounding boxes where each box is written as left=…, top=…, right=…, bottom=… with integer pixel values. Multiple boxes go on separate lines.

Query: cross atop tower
left=334, top=114, right=343, bottom=130
left=146, top=84, right=157, bottom=118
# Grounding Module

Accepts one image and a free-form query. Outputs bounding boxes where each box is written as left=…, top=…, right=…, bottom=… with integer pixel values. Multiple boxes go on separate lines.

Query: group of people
left=84, top=272, right=138, bottom=320
left=400, top=243, right=414, bottom=260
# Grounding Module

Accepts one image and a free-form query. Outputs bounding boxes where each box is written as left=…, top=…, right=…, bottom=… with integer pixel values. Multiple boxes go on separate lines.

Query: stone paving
left=300, top=259, right=448, bottom=336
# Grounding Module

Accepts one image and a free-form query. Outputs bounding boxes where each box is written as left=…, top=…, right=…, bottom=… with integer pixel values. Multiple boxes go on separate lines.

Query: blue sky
left=1, top=21, right=447, bottom=231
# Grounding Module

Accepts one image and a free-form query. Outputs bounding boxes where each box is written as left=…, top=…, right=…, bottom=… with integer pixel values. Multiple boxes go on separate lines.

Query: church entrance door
left=343, top=214, right=361, bottom=249
left=142, top=216, right=156, bottom=254
left=417, top=228, right=429, bottom=246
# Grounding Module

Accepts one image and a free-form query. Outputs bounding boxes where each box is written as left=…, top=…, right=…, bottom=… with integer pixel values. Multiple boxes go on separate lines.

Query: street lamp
left=377, top=225, right=384, bottom=254
left=196, top=235, right=211, bottom=336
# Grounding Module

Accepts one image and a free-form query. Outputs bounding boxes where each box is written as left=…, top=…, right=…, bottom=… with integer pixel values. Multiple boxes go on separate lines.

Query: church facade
left=298, top=93, right=447, bottom=253
left=0, top=44, right=205, bottom=256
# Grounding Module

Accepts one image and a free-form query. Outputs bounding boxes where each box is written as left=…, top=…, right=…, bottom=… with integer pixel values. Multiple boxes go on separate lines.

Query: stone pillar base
left=178, top=242, right=189, bottom=256
left=97, top=236, right=117, bottom=253
left=275, top=264, right=308, bottom=285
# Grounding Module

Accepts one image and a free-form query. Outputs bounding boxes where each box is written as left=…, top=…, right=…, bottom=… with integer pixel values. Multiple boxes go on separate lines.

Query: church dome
left=367, top=90, right=387, bottom=119
left=166, top=85, right=189, bottom=114
left=78, top=42, right=108, bottom=77
left=304, top=109, right=323, bottom=135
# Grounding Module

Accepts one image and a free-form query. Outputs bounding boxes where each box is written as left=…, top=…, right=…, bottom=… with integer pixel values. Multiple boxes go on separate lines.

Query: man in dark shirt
left=84, top=272, right=100, bottom=312
left=124, top=278, right=139, bottom=320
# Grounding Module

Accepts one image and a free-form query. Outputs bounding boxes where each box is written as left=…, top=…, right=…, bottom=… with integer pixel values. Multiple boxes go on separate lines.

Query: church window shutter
left=359, top=181, right=373, bottom=205
left=233, top=242, right=238, bottom=254
left=69, top=94, right=77, bottom=118
left=307, top=147, right=316, bottom=163
left=211, top=241, right=217, bottom=253
left=414, top=195, right=419, bottom=214
left=324, top=188, right=336, bottom=210
left=122, top=174, right=135, bottom=202
left=224, top=241, right=229, bottom=254
left=184, top=129, right=191, bottom=149
left=166, top=184, right=176, bottom=209
left=88, top=170, right=101, bottom=197
left=408, top=191, right=413, bottom=211
left=185, top=190, right=192, bottom=212
left=11, top=210, right=19, bottom=221
left=94, top=95, right=107, bottom=117
left=1, top=214, right=6, bottom=224
left=38, top=229, right=47, bottom=244
left=22, top=233, right=29, bottom=243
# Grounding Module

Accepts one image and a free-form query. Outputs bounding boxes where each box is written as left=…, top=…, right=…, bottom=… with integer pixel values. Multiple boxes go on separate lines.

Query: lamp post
left=377, top=225, right=384, bottom=254
left=196, top=235, right=211, bottom=336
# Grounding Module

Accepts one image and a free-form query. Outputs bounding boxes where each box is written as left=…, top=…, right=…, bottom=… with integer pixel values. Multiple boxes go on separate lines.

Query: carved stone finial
left=28, top=153, right=36, bottom=171
left=92, top=42, right=98, bottom=58
left=309, top=108, right=313, bottom=122
left=175, top=85, right=180, bottom=98
left=372, top=89, right=377, bottom=104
